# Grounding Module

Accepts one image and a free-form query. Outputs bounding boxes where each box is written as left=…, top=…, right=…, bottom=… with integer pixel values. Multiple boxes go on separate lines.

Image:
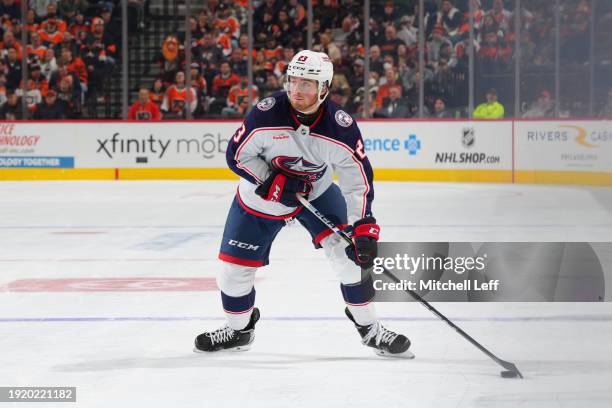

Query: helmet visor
left=285, top=76, right=319, bottom=96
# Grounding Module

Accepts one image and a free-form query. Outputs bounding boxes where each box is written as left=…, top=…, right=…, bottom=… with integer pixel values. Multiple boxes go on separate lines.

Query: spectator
left=222, top=75, right=258, bottom=118
left=81, top=35, right=115, bottom=102
left=397, top=15, right=417, bottom=48
left=347, top=58, right=365, bottom=91
left=376, top=85, right=409, bottom=118
left=315, top=0, right=337, bottom=32
left=33, top=89, right=67, bottom=119
left=287, top=0, right=306, bottom=30
left=128, top=87, right=161, bottom=120
left=431, top=97, right=453, bottom=118
left=478, top=30, right=511, bottom=73
left=40, top=47, right=58, bottom=80
left=330, top=88, right=349, bottom=109
left=380, top=24, right=405, bottom=57
left=369, top=45, right=384, bottom=76
left=254, top=8, right=279, bottom=45
left=436, top=0, right=462, bottom=39
left=190, top=62, right=208, bottom=115
left=0, top=0, right=20, bottom=21
left=27, top=32, right=48, bottom=62
left=61, top=47, right=88, bottom=95
left=261, top=72, right=281, bottom=98
left=489, top=0, right=512, bottom=34
left=332, top=16, right=355, bottom=46
left=212, top=61, right=240, bottom=99
left=56, top=72, right=82, bottom=117
left=376, top=66, right=402, bottom=109
left=523, top=90, right=554, bottom=118
left=161, top=71, right=197, bottom=118
left=1, top=31, right=23, bottom=60
left=90, top=16, right=118, bottom=60
left=0, top=89, right=24, bottom=119
left=197, top=31, right=223, bottom=69
left=377, top=1, right=400, bottom=27
left=149, top=78, right=165, bottom=108
left=599, top=89, right=612, bottom=117
left=473, top=88, right=504, bottom=119
left=4, top=47, right=21, bottom=89
left=428, top=24, right=453, bottom=66
left=275, top=8, right=294, bottom=47
left=38, top=19, right=64, bottom=46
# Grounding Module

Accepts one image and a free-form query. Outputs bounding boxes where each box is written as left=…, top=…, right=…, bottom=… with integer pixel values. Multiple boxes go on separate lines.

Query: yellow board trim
left=0, top=168, right=115, bottom=181
left=374, top=169, right=512, bottom=183
left=117, top=168, right=238, bottom=180
left=515, top=170, right=612, bottom=187
left=1, top=168, right=611, bottom=186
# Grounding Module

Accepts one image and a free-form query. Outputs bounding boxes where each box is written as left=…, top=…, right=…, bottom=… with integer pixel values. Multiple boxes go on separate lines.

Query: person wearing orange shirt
left=161, top=71, right=198, bottom=118
left=211, top=61, right=240, bottom=98
left=38, top=19, right=64, bottom=46
left=27, top=32, right=48, bottom=62
left=128, top=88, right=161, bottom=120
left=376, top=66, right=402, bottom=109
left=61, top=48, right=88, bottom=93
left=222, top=75, right=258, bottom=117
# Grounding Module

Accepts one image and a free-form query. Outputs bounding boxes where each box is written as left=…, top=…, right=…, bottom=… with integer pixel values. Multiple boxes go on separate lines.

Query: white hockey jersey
left=226, top=91, right=374, bottom=224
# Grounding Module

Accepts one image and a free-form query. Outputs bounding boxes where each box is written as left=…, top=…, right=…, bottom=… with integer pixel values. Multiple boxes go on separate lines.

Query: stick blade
left=499, top=360, right=523, bottom=379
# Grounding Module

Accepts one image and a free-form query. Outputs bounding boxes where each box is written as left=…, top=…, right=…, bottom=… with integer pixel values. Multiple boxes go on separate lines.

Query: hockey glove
left=344, top=217, right=380, bottom=269
left=255, top=170, right=312, bottom=207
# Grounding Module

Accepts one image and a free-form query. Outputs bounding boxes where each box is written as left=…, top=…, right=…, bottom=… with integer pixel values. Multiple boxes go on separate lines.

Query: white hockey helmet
left=285, top=50, right=334, bottom=105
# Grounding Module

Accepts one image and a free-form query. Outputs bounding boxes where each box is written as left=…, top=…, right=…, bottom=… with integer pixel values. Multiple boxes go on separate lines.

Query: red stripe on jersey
left=218, top=253, right=264, bottom=267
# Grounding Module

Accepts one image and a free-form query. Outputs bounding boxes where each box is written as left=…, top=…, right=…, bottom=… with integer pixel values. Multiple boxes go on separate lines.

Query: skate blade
left=193, top=344, right=252, bottom=353
left=374, top=349, right=415, bottom=359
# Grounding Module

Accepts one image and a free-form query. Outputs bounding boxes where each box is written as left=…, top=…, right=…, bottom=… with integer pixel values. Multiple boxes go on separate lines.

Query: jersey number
left=355, top=139, right=366, bottom=160
left=233, top=123, right=246, bottom=143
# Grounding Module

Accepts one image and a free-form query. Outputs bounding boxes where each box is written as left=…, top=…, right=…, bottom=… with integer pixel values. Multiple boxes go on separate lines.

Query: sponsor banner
left=0, top=122, right=240, bottom=168
left=366, top=242, right=610, bottom=302
left=515, top=120, right=612, bottom=171
left=358, top=121, right=512, bottom=170
left=0, top=156, right=74, bottom=168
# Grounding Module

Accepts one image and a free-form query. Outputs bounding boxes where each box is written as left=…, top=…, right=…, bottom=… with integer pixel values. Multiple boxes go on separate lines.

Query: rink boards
left=0, top=119, right=610, bottom=186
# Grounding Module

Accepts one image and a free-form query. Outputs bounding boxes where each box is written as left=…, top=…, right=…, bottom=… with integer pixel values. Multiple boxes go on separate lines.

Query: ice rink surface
left=1, top=180, right=612, bottom=407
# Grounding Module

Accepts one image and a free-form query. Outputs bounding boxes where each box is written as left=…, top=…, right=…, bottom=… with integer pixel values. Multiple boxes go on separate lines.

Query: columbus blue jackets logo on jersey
left=271, top=156, right=328, bottom=182
left=335, top=110, right=353, bottom=127
left=256, top=97, right=276, bottom=111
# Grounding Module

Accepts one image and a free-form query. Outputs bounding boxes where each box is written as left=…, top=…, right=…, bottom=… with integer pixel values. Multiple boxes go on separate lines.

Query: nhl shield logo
left=335, top=110, right=353, bottom=127
left=257, top=97, right=276, bottom=111
left=462, top=127, right=475, bottom=148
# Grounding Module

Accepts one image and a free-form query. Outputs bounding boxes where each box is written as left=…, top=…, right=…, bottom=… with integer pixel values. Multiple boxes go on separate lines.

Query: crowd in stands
left=2, top=0, right=612, bottom=120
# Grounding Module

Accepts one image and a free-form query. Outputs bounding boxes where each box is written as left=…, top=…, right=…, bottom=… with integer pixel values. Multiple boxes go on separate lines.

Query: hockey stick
left=296, top=194, right=523, bottom=379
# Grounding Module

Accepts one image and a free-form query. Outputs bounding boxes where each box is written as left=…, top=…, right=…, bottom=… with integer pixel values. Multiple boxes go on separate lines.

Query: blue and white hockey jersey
left=226, top=91, right=374, bottom=224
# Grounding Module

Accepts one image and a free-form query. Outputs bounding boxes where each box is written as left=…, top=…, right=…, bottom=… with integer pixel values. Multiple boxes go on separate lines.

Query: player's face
left=287, top=77, right=319, bottom=112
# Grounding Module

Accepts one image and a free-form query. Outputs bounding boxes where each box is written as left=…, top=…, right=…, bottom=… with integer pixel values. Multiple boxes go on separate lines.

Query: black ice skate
left=345, top=308, right=414, bottom=359
left=194, top=308, right=260, bottom=352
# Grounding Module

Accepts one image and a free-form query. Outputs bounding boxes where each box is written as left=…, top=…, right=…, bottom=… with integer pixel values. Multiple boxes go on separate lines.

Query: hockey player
left=194, top=50, right=414, bottom=358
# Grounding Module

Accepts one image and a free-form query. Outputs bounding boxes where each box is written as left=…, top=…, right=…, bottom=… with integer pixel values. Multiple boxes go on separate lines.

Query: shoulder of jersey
left=253, top=91, right=287, bottom=114
left=322, top=99, right=359, bottom=144
left=243, top=91, right=288, bottom=126
left=325, top=99, right=356, bottom=130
